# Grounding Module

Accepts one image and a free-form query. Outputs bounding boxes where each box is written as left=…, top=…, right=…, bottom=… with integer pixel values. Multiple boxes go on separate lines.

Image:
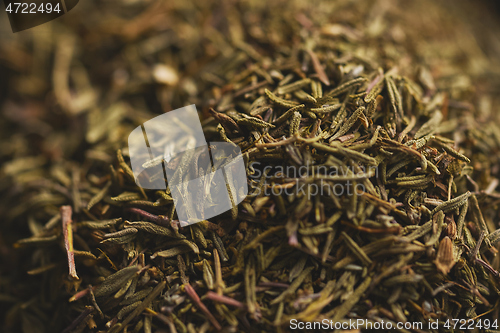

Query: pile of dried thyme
left=1, top=0, right=500, bottom=332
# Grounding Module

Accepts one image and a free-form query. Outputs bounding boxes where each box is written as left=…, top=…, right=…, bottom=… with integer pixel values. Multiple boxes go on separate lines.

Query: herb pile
left=1, top=0, right=500, bottom=332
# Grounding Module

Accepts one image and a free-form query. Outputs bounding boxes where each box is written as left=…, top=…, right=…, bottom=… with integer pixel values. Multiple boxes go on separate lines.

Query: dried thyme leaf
left=434, top=237, right=456, bottom=274
left=94, top=266, right=139, bottom=298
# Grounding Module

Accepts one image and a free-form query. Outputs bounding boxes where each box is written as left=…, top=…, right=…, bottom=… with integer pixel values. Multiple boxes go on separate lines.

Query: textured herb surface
left=1, top=0, right=500, bottom=332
